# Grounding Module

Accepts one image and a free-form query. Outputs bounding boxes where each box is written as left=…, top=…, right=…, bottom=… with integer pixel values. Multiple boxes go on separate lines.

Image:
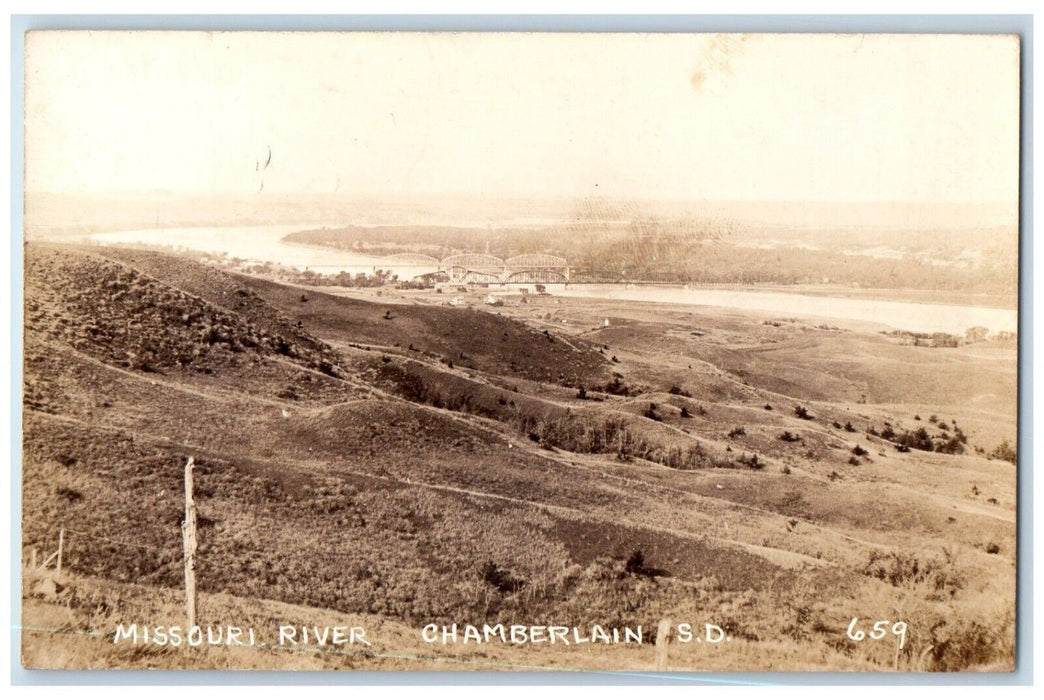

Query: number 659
left=847, top=617, right=907, bottom=649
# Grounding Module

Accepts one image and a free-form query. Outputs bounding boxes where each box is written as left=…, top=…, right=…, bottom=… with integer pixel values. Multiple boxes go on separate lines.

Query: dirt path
left=36, top=339, right=298, bottom=410
left=26, top=408, right=833, bottom=573
left=886, top=483, right=1016, bottom=524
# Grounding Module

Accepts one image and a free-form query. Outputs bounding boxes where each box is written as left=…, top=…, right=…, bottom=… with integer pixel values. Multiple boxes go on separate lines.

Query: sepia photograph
left=18, top=29, right=1020, bottom=673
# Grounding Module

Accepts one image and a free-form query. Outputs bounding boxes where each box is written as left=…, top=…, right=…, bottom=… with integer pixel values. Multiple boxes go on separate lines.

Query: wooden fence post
left=56, top=528, right=64, bottom=575
left=183, top=457, right=197, bottom=630
left=30, top=548, right=37, bottom=570
left=655, top=618, right=673, bottom=671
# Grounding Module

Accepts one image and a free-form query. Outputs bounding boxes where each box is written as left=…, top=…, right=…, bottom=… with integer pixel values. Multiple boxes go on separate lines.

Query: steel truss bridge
left=379, top=253, right=690, bottom=285
left=383, top=252, right=570, bottom=284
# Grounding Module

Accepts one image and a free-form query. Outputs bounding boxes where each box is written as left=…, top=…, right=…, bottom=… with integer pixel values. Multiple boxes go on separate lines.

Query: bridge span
left=382, top=252, right=570, bottom=284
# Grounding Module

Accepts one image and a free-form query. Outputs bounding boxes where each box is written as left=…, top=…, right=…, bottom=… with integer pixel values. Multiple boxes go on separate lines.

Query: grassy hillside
left=241, top=277, right=609, bottom=387
left=21, top=244, right=1017, bottom=672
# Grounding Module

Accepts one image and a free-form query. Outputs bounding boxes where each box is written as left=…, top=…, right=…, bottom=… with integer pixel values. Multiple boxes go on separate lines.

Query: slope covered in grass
left=236, top=274, right=610, bottom=386
left=26, top=245, right=344, bottom=379
left=21, top=244, right=1017, bottom=672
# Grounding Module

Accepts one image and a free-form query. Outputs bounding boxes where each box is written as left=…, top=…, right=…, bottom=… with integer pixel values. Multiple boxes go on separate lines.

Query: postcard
left=20, top=30, right=1020, bottom=672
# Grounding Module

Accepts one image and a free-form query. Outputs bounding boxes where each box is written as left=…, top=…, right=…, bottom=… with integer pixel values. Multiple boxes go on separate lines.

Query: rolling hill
left=21, top=243, right=1017, bottom=672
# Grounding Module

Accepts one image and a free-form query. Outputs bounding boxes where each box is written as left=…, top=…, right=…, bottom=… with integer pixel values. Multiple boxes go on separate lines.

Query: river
left=86, top=225, right=1018, bottom=337
left=553, top=285, right=1017, bottom=336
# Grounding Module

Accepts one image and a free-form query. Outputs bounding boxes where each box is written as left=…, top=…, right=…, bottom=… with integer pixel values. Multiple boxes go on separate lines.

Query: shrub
left=480, top=560, right=524, bottom=594
left=893, top=427, right=934, bottom=452
left=679, top=406, right=692, bottom=418
left=862, top=550, right=964, bottom=598
left=778, top=431, right=801, bottom=443
left=728, top=426, right=746, bottom=439
left=662, top=443, right=708, bottom=470
left=55, top=485, right=83, bottom=503
left=602, top=374, right=630, bottom=396
left=935, top=436, right=965, bottom=455
left=764, top=404, right=773, bottom=411
left=643, top=403, right=662, bottom=422
left=668, top=385, right=692, bottom=397
left=924, top=615, right=1014, bottom=671
left=276, top=385, right=299, bottom=400
left=130, top=353, right=157, bottom=373
left=739, top=453, right=763, bottom=470
left=794, top=406, right=813, bottom=420
left=844, top=422, right=855, bottom=432
left=512, top=413, right=705, bottom=470
left=852, top=445, right=868, bottom=457
left=989, top=440, right=1017, bottom=465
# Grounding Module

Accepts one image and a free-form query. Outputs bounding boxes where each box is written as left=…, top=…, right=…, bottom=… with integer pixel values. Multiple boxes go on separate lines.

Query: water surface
left=88, top=226, right=1018, bottom=336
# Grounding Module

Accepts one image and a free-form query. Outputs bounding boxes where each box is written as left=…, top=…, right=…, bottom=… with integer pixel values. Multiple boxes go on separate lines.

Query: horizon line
left=24, top=190, right=1018, bottom=208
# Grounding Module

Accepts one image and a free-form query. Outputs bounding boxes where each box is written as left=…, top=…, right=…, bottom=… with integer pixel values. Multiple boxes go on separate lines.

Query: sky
left=24, top=31, right=1020, bottom=204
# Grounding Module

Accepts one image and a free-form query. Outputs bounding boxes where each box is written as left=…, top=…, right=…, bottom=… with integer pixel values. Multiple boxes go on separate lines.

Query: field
left=21, top=243, right=1017, bottom=672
